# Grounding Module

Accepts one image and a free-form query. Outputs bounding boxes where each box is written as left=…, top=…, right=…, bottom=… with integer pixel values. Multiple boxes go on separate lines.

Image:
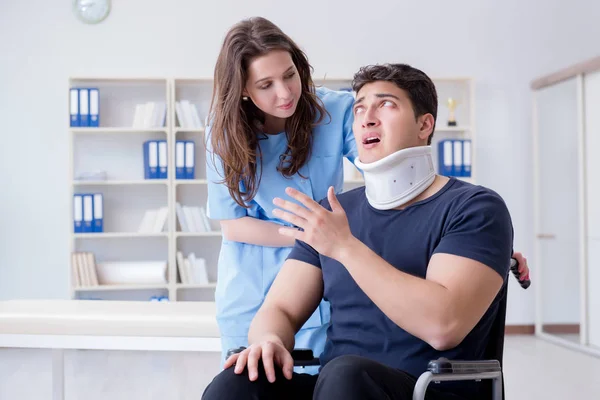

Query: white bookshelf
left=68, top=77, right=174, bottom=302
left=68, top=75, right=475, bottom=302
left=170, top=78, right=218, bottom=301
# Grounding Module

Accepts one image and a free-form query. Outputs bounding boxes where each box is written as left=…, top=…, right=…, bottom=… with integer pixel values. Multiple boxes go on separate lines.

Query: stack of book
left=177, top=251, right=209, bottom=285
left=176, top=203, right=211, bottom=232
left=175, top=100, right=203, bottom=129
left=69, top=87, right=99, bottom=127
left=437, top=139, right=472, bottom=177
left=73, top=194, right=103, bottom=233
left=71, top=252, right=99, bottom=287
left=132, top=101, right=167, bottom=128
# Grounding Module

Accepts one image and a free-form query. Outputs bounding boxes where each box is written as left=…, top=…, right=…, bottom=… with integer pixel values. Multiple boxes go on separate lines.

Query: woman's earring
left=242, top=96, right=249, bottom=101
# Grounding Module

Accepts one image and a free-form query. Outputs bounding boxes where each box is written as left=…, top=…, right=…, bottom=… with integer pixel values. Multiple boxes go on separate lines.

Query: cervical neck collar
left=354, top=146, right=436, bottom=210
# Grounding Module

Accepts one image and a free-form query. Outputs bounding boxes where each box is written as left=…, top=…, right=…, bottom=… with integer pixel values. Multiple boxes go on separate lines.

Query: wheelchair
left=229, top=258, right=529, bottom=400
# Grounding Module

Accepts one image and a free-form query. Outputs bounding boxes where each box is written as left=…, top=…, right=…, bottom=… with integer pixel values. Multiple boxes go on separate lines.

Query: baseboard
left=504, top=324, right=580, bottom=335
left=505, top=325, right=535, bottom=334
left=541, top=324, right=580, bottom=334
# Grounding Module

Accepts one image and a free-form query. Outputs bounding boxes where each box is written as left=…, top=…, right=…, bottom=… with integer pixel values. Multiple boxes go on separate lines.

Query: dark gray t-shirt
left=288, top=178, right=513, bottom=399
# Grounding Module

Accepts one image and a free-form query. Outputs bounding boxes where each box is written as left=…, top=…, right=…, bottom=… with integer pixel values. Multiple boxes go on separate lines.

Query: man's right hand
left=224, top=339, right=294, bottom=383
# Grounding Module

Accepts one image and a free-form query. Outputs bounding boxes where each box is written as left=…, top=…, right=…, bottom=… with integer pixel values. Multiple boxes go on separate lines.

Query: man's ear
left=418, top=114, right=435, bottom=141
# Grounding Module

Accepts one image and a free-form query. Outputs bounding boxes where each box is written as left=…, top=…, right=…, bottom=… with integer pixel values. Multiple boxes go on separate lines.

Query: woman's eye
left=259, top=83, right=271, bottom=90
left=354, top=107, right=364, bottom=114
left=284, top=72, right=296, bottom=79
left=382, top=100, right=394, bottom=107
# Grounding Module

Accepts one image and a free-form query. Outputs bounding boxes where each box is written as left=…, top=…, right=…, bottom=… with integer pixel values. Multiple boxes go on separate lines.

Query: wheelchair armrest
left=226, top=346, right=247, bottom=360
left=226, top=347, right=320, bottom=367
left=292, top=348, right=320, bottom=367
left=413, top=358, right=503, bottom=400
left=427, top=357, right=501, bottom=374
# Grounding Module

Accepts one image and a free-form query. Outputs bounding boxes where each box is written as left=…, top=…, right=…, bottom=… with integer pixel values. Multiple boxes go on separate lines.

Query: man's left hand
left=512, top=251, right=531, bottom=281
left=273, top=186, right=355, bottom=260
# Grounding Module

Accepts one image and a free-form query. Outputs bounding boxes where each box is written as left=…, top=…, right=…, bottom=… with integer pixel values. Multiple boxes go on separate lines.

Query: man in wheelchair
left=202, top=63, right=519, bottom=400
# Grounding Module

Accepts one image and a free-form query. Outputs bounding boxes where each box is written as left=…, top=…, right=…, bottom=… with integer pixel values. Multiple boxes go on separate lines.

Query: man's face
left=352, top=81, right=433, bottom=164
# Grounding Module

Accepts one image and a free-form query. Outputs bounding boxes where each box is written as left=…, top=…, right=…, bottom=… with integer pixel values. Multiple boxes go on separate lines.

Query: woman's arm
left=220, top=217, right=296, bottom=247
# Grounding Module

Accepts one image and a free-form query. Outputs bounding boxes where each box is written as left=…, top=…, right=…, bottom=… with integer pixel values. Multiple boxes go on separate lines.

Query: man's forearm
left=221, top=217, right=296, bottom=247
left=337, top=238, right=457, bottom=350
left=248, top=305, right=297, bottom=351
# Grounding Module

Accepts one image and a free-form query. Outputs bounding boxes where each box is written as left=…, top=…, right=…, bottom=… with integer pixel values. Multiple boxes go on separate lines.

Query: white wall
left=2, top=0, right=600, bottom=324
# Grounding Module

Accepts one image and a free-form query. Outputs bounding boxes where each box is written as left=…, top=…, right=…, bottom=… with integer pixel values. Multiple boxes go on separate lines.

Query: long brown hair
left=208, top=17, right=327, bottom=208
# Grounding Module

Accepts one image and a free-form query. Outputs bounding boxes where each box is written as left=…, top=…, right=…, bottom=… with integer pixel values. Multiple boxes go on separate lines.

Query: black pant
left=202, top=355, right=467, bottom=400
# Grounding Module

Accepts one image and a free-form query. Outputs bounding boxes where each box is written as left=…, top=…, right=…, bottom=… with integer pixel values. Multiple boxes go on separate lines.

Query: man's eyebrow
left=254, top=66, right=295, bottom=85
left=375, top=93, right=400, bottom=100
left=354, top=93, right=400, bottom=106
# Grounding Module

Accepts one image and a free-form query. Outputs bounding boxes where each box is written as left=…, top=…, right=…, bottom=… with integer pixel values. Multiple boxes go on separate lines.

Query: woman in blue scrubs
left=205, top=16, right=532, bottom=371
left=205, top=17, right=356, bottom=371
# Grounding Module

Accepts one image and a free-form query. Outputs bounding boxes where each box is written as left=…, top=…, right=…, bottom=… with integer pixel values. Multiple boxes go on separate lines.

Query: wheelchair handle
left=226, top=346, right=247, bottom=359
left=510, top=258, right=530, bottom=289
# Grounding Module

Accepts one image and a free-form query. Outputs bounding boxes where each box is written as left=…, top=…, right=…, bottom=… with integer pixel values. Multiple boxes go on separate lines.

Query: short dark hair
left=352, top=64, right=438, bottom=145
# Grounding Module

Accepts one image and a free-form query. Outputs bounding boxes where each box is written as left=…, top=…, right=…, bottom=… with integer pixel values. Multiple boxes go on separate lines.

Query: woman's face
left=244, top=50, right=302, bottom=122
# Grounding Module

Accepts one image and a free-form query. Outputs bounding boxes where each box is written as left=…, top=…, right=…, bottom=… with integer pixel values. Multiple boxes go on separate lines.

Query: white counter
left=0, top=300, right=223, bottom=400
left=0, top=299, right=221, bottom=351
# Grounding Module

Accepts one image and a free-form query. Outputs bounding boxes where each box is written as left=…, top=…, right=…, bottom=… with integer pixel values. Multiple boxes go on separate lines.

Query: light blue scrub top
left=205, top=87, right=358, bottom=360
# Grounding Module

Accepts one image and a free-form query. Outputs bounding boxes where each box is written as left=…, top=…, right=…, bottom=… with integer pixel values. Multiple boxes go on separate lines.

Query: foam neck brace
left=354, top=146, right=436, bottom=210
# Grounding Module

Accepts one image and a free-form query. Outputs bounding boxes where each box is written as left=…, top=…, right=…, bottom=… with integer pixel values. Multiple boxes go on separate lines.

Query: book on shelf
left=176, top=251, right=209, bottom=285
left=132, top=101, right=167, bottom=128
left=73, top=193, right=103, bottom=233
left=176, top=203, right=211, bottom=232
left=143, top=140, right=162, bottom=179
left=138, top=206, right=169, bottom=233
left=437, top=139, right=472, bottom=177
left=184, top=141, right=195, bottom=179
left=70, top=87, right=99, bottom=127
left=71, top=252, right=99, bottom=287
left=142, top=139, right=174, bottom=180
left=72, top=253, right=168, bottom=287
left=175, top=140, right=196, bottom=179
left=175, top=100, right=203, bottom=129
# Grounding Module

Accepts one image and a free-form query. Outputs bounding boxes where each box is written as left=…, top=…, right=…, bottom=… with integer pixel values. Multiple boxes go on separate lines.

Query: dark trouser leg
left=201, top=362, right=318, bottom=400
left=313, top=355, right=466, bottom=400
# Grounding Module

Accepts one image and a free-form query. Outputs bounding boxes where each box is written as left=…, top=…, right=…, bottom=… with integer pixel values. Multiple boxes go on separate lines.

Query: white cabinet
left=532, top=56, right=600, bottom=355
left=584, top=70, right=600, bottom=349
left=535, top=78, right=581, bottom=328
